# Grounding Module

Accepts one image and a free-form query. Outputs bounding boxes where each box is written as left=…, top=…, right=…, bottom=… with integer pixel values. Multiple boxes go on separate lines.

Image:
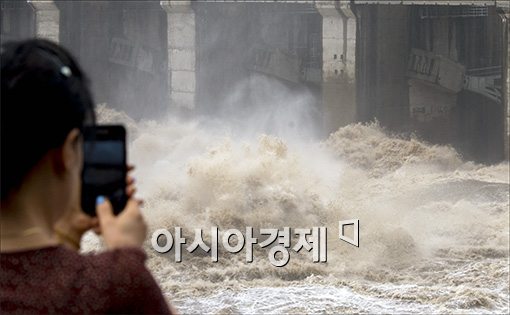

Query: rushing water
left=83, top=105, right=509, bottom=314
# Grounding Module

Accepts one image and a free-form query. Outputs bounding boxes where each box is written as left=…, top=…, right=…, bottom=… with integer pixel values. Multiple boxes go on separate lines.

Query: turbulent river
left=83, top=105, right=509, bottom=314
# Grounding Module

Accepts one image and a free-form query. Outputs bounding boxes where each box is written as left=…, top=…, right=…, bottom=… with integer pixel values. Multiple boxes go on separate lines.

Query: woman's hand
left=96, top=166, right=147, bottom=249
left=96, top=197, right=147, bottom=249
left=54, top=165, right=141, bottom=250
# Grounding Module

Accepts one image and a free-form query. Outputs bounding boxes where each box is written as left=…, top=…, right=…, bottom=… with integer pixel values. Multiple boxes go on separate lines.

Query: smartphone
left=81, top=125, right=127, bottom=216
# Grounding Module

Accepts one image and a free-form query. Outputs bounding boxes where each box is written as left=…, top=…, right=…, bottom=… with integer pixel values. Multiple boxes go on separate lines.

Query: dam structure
left=1, top=0, right=509, bottom=163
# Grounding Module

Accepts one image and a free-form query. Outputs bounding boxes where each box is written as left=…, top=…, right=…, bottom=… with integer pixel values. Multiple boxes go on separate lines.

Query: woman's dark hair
left=1, top=39, right=95, bottom=200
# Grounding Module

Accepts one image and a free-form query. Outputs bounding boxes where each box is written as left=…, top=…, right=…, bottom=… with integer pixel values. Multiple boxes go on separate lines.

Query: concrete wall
left=0, top=0, right=59, bottom=43
left=316, top=1, right=357, bottom=134
left=0, top=1, right=35, bottom=43
left=356, top=5, right=410, bottom=130
left=356, top=5, right=508, bottom=163
left=161, top=1, right=196, bottom=110
left=505, top=11, right=510, bottom=160
left=355, top=4, right=506, bottom=162
left=1, top=2, right=169, bottom=119
left=59, top=1, right=169, bottom=120
left=28, top=0, right=59, bottom=42
left=193, top=2, right=322, bottom=119
left=450, top=7, right=505, bottom=162
left=1, top=1, right=508, bottom=161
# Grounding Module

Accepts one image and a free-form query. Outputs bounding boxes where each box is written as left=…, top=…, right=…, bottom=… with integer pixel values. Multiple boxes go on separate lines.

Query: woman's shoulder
left=1, top=246, right=80, bottom=272
left=81, top=246, right=152, bottom=289
left=1, top=245, right=149, bottom=289
left=1, top=245, right=161, bottom=314
left=81, top=247, right=171, bottom=314
left=81, top=246, right=147, bottom=270
left=1, top=245, right=147, bottom=272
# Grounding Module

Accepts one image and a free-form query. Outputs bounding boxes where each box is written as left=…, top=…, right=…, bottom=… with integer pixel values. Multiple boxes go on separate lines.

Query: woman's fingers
left=126, top=185, right=136, bottom=198
left=126, top=165, right=136, bottom=197
left=96, top=197, right=114, bottom=226
left=90, top=217, right=101, bottom=235
left=89, top=165, right=137, bottom=238
left=99, top=197, right=147, bottom=249
left=92, top=225, right=102, bottom=235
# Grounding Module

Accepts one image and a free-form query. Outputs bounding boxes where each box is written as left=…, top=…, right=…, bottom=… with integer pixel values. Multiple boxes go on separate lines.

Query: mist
left=82, top=2, right=508, bottom=313
left=2, top=0, right=508, bottom=313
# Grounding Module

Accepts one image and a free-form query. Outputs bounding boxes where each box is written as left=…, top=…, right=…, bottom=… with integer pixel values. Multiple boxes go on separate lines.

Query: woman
left=1, top=39, right=174, bottom=314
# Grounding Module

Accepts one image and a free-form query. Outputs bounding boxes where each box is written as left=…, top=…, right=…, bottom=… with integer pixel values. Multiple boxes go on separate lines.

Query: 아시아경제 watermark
left=151, top=220, right=359, bottom=267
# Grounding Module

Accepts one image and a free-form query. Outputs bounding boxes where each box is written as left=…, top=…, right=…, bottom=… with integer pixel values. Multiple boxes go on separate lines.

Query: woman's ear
left=55, top=128, right=82, bottom=175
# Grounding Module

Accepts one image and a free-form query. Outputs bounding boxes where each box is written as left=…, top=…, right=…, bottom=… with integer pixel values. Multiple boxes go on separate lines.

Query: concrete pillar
left=27, top=0, right=59, bottom=42
left=161, top=1, right=196, bottom=110
left=504, top=11, right=510, bottom=160
left=315, top=1, right=357, bottom=133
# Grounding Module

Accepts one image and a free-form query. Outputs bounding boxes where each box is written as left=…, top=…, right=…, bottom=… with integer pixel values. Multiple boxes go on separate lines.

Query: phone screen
left=81, top=126, right=127, bottom=216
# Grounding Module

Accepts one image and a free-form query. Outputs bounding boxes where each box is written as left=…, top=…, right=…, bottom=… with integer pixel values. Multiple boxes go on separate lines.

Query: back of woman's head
left=1, top=39, right=95, bottom=200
